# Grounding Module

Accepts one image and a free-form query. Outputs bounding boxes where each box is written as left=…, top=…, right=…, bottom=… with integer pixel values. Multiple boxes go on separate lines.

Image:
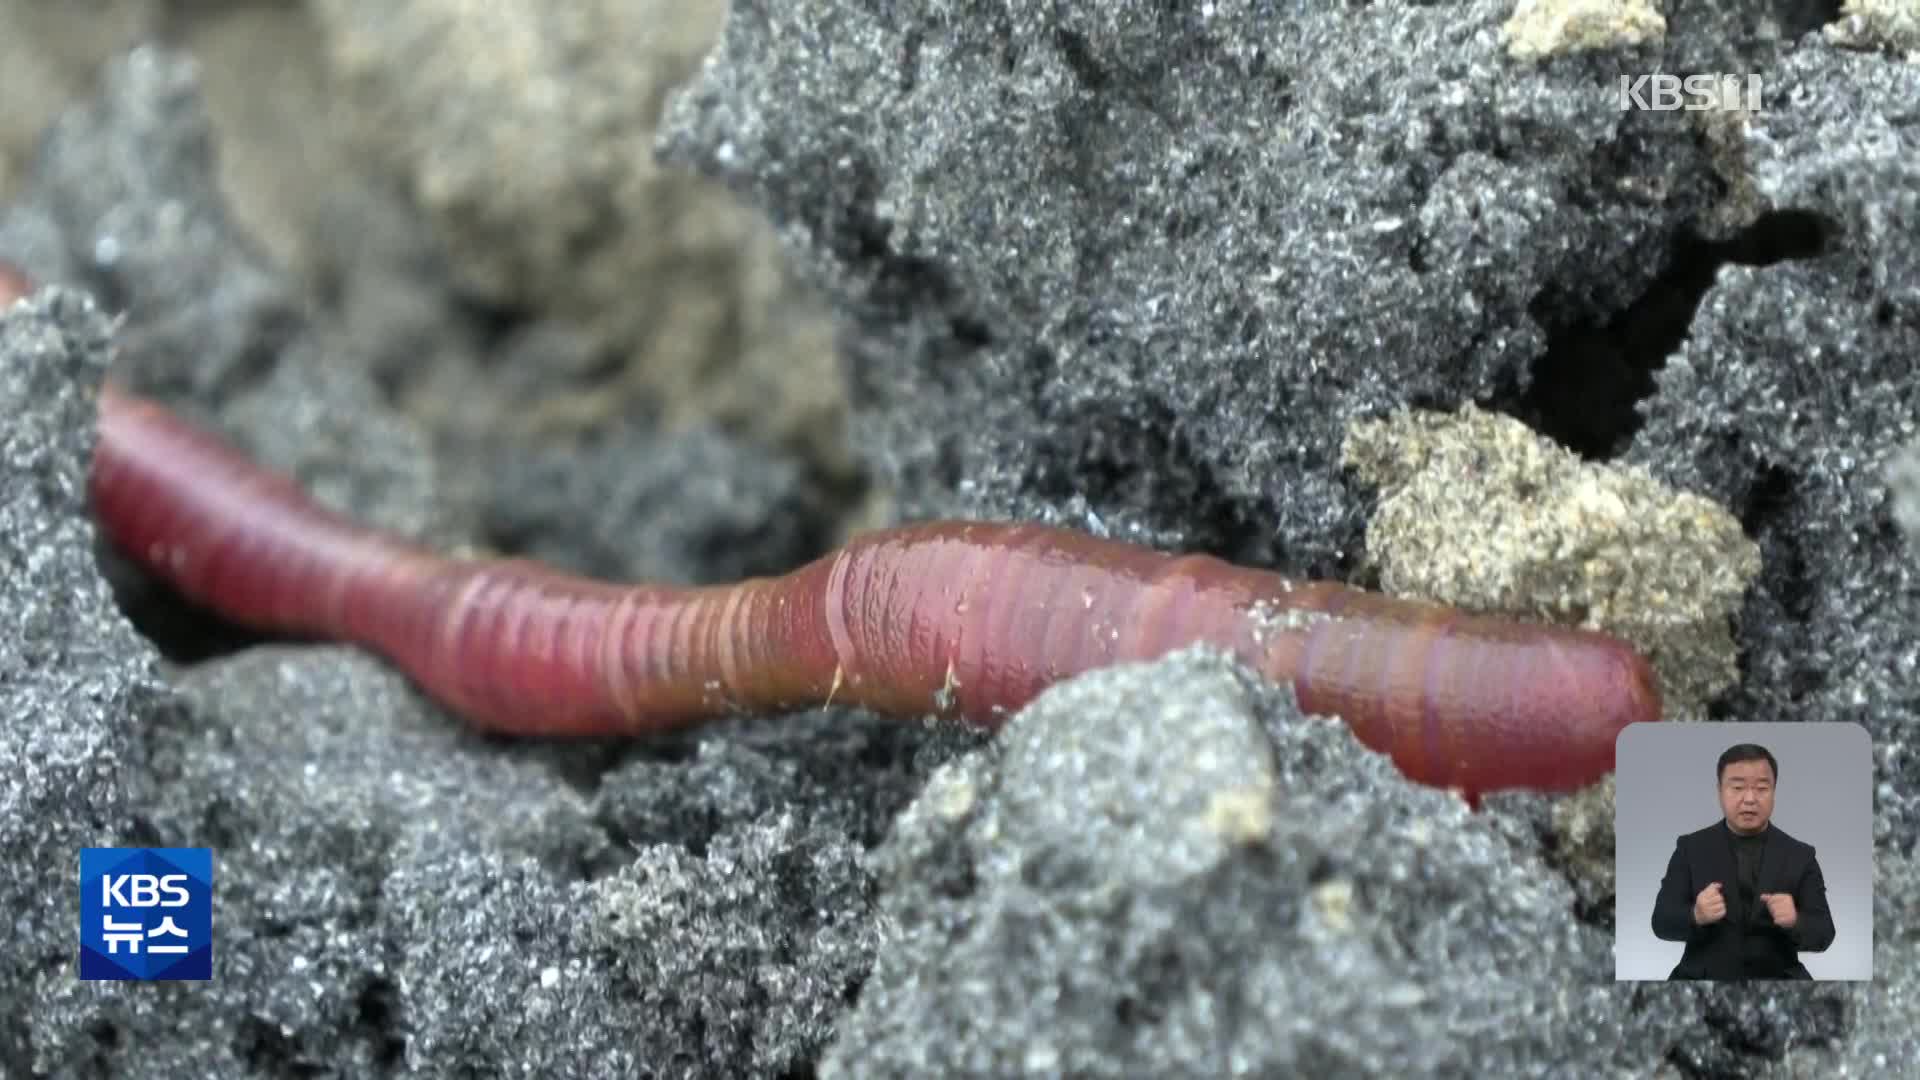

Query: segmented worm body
left=83, top=380, right=1663, bottom=801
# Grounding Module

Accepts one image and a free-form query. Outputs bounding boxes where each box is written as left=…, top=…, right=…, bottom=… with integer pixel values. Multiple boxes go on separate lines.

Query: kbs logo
left=1617, top=74, right=1764, bottom=113
left=79, top=848, right=213, bottom=980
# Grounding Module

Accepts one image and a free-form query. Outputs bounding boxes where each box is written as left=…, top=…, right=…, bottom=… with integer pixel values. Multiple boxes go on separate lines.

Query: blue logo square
left=79, top=848, right=213, bottom=981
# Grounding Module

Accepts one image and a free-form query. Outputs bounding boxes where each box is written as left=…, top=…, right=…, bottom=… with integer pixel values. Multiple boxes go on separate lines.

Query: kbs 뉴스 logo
left=79, top=848, right=213, bottom=981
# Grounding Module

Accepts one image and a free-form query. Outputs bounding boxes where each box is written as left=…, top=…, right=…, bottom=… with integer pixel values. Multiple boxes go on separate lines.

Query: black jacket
left=1650, top=820, right=1836, bottom=979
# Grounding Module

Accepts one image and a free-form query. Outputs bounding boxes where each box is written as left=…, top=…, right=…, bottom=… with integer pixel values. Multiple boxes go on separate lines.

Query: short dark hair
left=1717, top=743, right=1777, bottom=784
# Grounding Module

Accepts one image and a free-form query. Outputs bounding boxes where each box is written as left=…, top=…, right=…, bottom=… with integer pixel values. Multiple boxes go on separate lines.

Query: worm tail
left=91, top=384, right=848, bottom=734
left=1254, top=585, right=1661, bottom=795
left=91, top=383, right=436, bottom=635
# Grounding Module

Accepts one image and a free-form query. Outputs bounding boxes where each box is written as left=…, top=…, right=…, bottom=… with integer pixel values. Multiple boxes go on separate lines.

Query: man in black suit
left=1650, top=743, right=1836, bottom=979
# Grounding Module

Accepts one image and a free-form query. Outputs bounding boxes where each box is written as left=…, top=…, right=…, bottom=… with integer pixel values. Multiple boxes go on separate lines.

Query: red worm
left=0, top=260, right=27, bottom=306
left=83, top=380, right=1663, bottom=802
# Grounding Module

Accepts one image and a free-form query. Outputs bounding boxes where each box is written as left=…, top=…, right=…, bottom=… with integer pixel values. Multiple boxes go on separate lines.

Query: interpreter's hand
left=1759, top=892, right=1798, bottom=929
left=1692, top=882, right=1726, bottom=925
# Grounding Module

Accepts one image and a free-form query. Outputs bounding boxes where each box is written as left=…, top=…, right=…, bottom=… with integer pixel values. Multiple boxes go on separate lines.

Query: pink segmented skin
left=85, top=380, right=1662, bottom=802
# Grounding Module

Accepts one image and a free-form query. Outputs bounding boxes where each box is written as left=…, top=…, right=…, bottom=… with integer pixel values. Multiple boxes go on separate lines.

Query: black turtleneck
left=1728, top=821, right=1766, bottom=901
left=1726, top=820, right=1787, bottom=978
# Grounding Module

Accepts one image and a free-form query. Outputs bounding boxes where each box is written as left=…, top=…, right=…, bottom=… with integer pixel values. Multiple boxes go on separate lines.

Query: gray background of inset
left=1615, top=722, right=1874, bottom=981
